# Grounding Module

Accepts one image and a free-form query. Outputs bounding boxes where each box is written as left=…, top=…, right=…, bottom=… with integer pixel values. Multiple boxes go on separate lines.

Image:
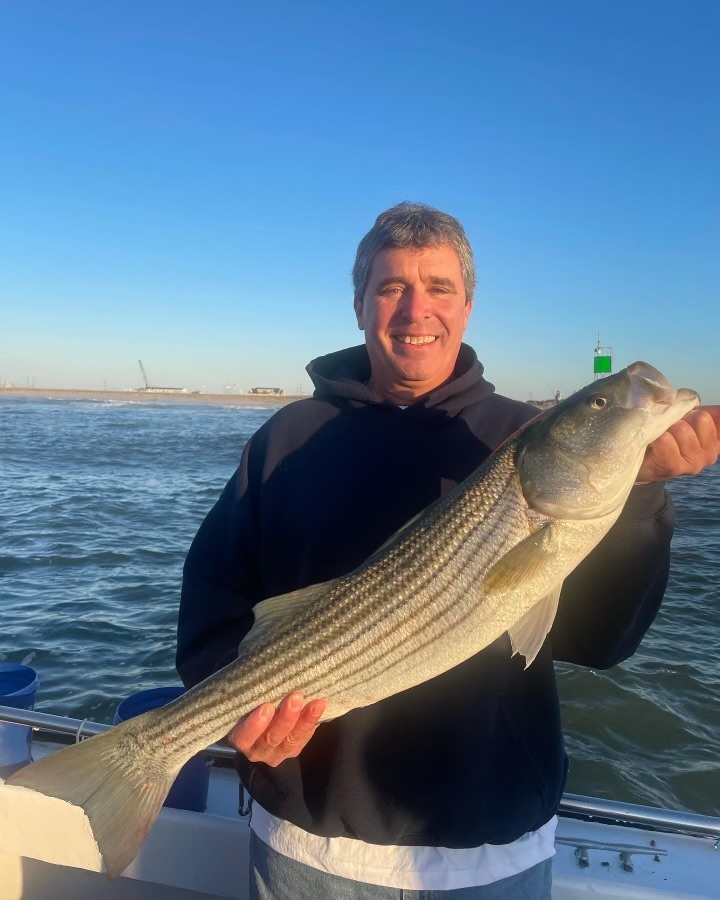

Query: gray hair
left=352, top=202, right=475, bottom=302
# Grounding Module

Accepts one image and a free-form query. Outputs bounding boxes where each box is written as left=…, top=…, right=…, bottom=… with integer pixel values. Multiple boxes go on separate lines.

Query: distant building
left=249, top=387, right=285, bottom=396
left=135, top=386, right=187, bottom=394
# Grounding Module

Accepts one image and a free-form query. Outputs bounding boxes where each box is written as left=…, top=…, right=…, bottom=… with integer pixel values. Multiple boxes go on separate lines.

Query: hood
left=306, top=344, right=496, bottom=416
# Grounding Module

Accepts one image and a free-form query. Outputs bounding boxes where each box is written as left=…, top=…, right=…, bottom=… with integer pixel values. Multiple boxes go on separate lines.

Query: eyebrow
left=375, top=276, right=458, bottom=290
left=426, top=276, right=457, bottom=289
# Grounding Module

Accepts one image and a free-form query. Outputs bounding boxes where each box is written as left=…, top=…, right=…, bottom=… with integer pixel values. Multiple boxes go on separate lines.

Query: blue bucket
left=114, top=686, right=210, bottom=812
left=0, top=663, right=39, bottom=773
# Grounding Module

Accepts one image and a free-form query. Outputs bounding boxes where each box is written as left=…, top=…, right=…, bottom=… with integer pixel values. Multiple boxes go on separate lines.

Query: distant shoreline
left=0, top=387, right=306, bottom=407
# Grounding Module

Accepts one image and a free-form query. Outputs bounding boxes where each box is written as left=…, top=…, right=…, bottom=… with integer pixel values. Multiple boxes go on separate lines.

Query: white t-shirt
left=250, top=803, right=557, bottom=891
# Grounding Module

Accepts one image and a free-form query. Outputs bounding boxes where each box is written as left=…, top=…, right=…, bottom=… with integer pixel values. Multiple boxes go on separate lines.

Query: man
left=177, top=203, right=719, bottom=899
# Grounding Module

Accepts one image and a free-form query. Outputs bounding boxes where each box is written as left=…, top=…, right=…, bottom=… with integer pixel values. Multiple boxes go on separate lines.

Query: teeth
left=397, top=335, right=437, bottom=345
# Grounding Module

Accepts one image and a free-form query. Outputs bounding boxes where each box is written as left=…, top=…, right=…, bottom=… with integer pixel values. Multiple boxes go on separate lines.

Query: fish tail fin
left=7, top=717, right=178, bottom=878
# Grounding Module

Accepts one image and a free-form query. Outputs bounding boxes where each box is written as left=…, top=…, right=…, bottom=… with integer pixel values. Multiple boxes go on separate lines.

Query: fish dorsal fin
left=362, top=510, right=425, bottom=568
left=507, top=585, right=562, bottom=668
left=482, top=521, right=560, bottom=594
left=242, top=580, right=337, bottom=647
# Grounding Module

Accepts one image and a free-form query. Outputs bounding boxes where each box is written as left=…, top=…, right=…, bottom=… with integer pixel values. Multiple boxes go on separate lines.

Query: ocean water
left=1, top=395, right=718, bottom=817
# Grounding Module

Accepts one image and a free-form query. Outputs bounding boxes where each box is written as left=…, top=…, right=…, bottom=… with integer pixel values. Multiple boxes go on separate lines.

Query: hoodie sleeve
left=550, top=482, right=674, bottom=668
left=176, top=439, right=261, bottom=688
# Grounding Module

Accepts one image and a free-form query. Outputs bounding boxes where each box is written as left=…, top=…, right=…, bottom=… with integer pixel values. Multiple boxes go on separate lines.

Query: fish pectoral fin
left=244, top=579, right=337, bottom=647
left=507, top=585, right=562, bottom=668
left=482, top=522, right=563, bottom=668
left=482, top=521, right=560, bottom=594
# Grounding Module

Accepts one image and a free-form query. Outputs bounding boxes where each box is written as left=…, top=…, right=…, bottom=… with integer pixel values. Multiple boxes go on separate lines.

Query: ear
left=354, top=296, right=365, bottom=331
left=462, top=297, right=473, bottom=330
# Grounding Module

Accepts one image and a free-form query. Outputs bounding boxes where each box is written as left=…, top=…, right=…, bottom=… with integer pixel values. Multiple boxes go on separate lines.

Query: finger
left=238, top=692, right=307, bottom=762
left=227, top=703, right=275, bottom=753
left=669, top=414, right=719, bottom=470
left=261, top=698, right=327, bottom=765
left=229, top=691, right=306, bottom=758
left=639, top=413, right=719, bottom=482
left=262, top=692, right=306, bottom=748
left=280, top=699, right=327, bottom=746
left=695, top=405, right=720, bottom=433
left=684, top=408, right=720, bottom=454
left=637, top=432, right=681, bottom=482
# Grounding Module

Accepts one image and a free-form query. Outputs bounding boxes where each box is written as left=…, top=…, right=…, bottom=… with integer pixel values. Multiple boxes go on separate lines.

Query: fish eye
left=589, top=395, right=608, bottom=409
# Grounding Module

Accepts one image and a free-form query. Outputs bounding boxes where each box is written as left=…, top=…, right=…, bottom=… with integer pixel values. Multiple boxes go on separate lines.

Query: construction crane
left=138, top=360, right=150, bottom=390
left=135, top=360, right=187, bottom=394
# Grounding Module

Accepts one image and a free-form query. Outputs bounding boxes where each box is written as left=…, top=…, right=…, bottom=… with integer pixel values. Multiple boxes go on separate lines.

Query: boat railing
left=2, top=704, right=719, bottom=843
left=0, top=703, right=236, bottom=760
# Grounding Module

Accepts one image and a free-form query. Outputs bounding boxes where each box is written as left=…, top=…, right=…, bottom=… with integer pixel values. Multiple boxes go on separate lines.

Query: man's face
left=354, top=244, right=473, bottom=403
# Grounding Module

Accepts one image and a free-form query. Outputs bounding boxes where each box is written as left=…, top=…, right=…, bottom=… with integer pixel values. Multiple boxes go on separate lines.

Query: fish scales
left=151, top=443, right=531, bottom=762
left=134, top=447, right=520, bottom=760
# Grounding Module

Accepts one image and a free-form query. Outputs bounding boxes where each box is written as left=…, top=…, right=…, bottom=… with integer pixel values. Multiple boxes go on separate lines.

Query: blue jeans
left=249, top=831, right=553, bottom=899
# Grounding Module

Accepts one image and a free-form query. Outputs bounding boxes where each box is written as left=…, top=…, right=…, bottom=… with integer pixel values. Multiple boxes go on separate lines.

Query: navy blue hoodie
left=177, top=344, right=673, bottom=847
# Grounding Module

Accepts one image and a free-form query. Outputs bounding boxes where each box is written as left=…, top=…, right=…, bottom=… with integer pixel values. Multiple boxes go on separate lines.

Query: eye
left=589, top=395, right=608, bottom=409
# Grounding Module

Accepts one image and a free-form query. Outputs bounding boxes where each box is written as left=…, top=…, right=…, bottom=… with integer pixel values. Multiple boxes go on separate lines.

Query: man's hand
left=228, top=692, right=327, bottom=767
left=637, top=406, right=720, bottom=483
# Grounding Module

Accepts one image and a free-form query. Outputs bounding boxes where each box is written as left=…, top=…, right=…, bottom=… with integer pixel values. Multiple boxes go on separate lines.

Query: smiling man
left=355, top=243, right=473, bottom=403
left=177, top=203, right=720, bottom=900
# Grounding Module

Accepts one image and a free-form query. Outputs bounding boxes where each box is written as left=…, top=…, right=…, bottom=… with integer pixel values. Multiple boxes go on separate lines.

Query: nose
left=396, top=286, right=431, bottom=321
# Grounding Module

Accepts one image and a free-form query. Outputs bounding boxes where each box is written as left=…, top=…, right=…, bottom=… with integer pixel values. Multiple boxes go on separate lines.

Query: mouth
left=393, top=335, right=438, bottom=346
left=629, top=376, right=699, bottom=413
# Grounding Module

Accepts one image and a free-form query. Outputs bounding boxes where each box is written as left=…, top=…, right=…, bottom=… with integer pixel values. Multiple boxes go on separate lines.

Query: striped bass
left=7, top=361, right=699, bottom=878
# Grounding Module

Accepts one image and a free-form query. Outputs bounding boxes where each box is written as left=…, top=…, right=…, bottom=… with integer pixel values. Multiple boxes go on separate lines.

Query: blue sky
left=1, top=1, right=718, bottom=401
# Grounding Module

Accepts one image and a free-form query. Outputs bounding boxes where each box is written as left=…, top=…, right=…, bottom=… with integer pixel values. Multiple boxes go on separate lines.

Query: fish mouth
left=675, top=387, right=701, bottom=406
left=626, top=362, right=700, bottom=412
